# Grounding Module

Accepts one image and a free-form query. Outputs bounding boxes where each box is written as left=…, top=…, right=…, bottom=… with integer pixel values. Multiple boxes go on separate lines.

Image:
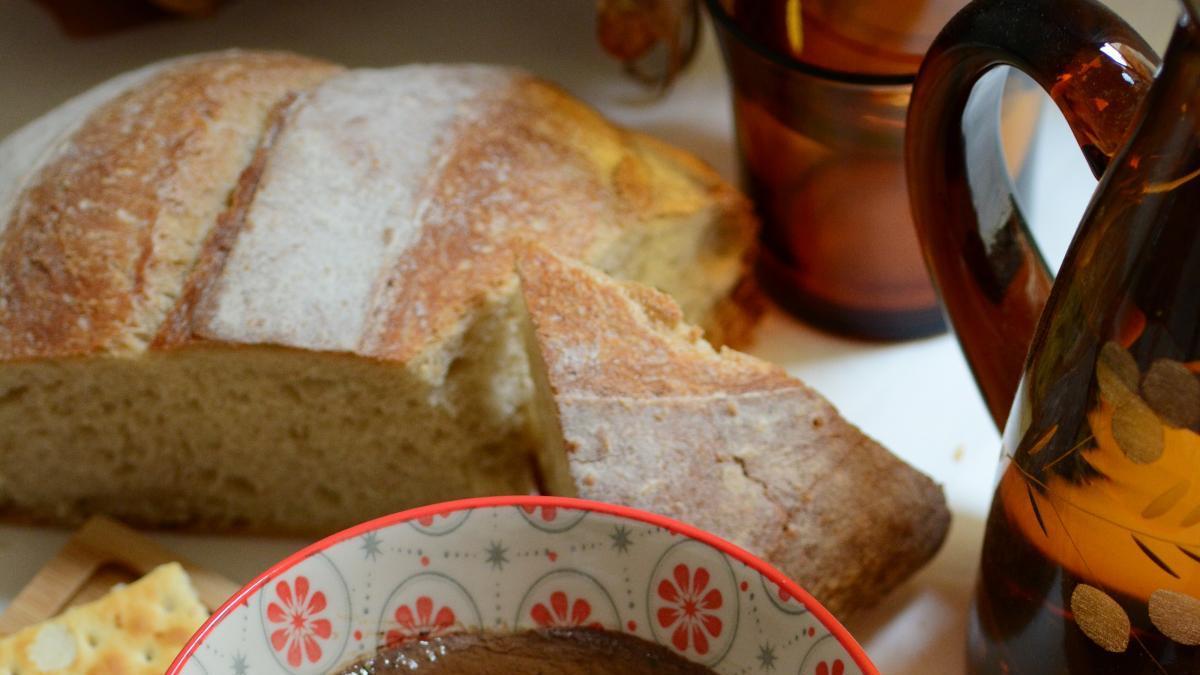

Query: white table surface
left=0, top=1, right=1178, bottom=672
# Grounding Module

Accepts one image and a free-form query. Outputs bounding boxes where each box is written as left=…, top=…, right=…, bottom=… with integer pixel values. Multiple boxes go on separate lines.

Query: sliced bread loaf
left=0, top=52, right=757, bottom=533
left=517, top=246, right=949, bottom=617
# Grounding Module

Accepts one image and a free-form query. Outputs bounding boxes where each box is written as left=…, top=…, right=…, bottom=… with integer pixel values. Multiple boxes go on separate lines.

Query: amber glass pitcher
left=907, top=0, right=1200, bottom=672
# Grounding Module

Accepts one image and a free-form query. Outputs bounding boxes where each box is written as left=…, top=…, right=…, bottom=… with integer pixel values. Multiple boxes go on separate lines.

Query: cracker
left=0, top=563, right=207, bottom=674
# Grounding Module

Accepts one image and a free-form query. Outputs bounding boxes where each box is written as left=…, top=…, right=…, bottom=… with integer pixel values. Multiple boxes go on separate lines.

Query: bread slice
left=0, top=563, right=206, bottom=674
left=517, top=247, right=949, bottom=617
left=0, top=52, right=758, bottom=533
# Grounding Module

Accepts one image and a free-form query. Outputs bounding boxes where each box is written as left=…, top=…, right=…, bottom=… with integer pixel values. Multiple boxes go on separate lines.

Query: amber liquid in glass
left=725, top=0, right=963, bottom=75
left=969, top=272, right=1200, bottom=673
left=973, top=463, right=1200, bottom=674
left=906, top=1, right=1200, bottom=671
left=965, top=22, right=1200, bottom=666
left=712, top=0, right=965, bottom=339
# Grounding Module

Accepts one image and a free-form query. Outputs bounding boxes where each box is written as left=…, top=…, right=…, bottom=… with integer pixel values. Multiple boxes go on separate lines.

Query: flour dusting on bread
left=0, top=51, right=757, bottom=534
left=518, top=246, right=949, bottom=617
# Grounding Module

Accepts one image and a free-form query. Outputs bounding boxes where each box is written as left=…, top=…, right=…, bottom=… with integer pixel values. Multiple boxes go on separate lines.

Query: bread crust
left=1, top=57, right=760, bottom=366
left=519, top=247, right=950, bottom=617
left=0, top=51, right=340, bottom=361
left=518, top=243, right=786, bottom=397
left=153, top=92, right=300, bottom=350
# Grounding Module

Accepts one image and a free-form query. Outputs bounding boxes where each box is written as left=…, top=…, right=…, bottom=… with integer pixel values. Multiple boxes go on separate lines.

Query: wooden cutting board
left=0, top=516, right=240, bottom=636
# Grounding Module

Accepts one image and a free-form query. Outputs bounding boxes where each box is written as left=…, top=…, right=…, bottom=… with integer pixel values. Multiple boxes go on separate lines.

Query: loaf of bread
left=517, top=247, right=950, bottom=617
left=0, top=563, right=207, bottom=674
left=0, top=51, right=757, bottom=533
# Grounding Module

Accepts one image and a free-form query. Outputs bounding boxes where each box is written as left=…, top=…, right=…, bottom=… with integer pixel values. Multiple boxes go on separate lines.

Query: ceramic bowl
left=167, top=496, right=877, bottom=674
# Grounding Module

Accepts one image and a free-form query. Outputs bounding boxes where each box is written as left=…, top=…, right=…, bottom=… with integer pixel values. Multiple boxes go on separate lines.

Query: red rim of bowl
left=167, top=495, right=879, bottom=675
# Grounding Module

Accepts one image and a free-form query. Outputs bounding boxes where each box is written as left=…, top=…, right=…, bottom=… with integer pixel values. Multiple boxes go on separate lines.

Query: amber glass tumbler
left=706, top=0, right=956, bottom=340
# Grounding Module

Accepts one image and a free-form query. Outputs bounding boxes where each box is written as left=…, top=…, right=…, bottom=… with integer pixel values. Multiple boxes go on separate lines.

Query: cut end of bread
left=0, top=339, right=538, bottom=534
left=517, top=246, right=950, bottom=618
left=0, top=563, right=207, bottom=674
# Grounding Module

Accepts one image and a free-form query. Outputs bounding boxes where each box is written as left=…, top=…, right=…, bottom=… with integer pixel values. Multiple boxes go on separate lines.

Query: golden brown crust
left=702, top=268, right=766, bottom=349
left=360, top=75, right=761, bottom=362
left=152, top=93, right=299, bottom=350
left=0, top=52, right=339, bottom=362
left=518, top=245, right=790, bottom=398
left=1, top=60, right=756, bottom=365
left=362, top=77, right=616, bottom=361
left=621, top=131, right=763, bottom=348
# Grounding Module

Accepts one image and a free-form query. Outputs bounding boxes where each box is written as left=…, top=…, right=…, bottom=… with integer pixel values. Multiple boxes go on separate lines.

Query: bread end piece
left=517, top=246, right=950, bottom=618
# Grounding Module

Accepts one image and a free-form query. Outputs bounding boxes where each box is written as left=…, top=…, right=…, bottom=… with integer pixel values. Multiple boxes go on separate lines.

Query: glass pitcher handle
left=906, top=0, right=1158, bottom=428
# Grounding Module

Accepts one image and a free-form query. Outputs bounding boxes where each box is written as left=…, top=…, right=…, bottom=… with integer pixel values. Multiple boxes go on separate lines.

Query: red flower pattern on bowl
left=817, top=659, right=846, bottom=675
left=170, top=497, right=877, bottom=675
left=521, top=504, right=558, bottom=522
left=656, top=564, right=724, bottom=655
left=416, top=512, right=449, bottom=527
left=530, top=591, right=603, bottom=630
left=266, top=577, right=332, bottom=667
left=384, top=596, right=457, bottom=646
